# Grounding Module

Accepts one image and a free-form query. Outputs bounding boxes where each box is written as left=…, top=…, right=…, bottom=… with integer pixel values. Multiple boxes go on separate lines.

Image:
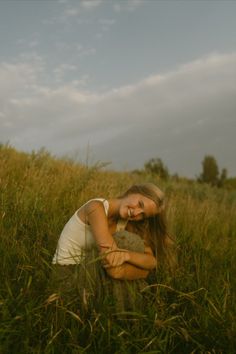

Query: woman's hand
left=101, top=246, right=130, bottom=268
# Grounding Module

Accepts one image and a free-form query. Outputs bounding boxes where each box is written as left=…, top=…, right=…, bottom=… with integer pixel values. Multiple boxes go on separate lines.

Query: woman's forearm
left=105, top=263, right=149, bottom=280
left=127, top=251, right=157, bottom=270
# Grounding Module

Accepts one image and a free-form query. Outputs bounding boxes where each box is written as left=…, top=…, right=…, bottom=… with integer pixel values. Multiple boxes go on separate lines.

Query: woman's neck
left=107, top=198, right=121, bottom=221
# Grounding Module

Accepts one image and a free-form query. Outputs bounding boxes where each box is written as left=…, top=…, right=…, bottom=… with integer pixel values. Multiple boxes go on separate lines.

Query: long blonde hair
left=120, top=183, right=175, bottom=268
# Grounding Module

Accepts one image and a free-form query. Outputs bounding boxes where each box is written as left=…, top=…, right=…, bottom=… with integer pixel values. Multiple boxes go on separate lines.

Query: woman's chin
left=120, top=212, right=128, bottom=220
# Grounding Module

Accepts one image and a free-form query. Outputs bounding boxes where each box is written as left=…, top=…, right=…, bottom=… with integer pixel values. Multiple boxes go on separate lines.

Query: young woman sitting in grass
left=51, top=183, right=174, bottom=312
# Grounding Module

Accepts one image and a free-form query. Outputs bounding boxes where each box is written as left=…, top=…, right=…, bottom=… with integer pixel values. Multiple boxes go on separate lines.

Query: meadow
left=0, top=145, right=236, bottom=354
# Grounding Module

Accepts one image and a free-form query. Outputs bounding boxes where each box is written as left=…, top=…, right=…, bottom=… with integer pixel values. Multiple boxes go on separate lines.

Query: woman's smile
left=123, top=194, right=158, bottom=221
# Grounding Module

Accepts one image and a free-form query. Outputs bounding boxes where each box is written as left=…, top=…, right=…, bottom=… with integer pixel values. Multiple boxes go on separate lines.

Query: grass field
left=0, top=145, right=236, bottom=353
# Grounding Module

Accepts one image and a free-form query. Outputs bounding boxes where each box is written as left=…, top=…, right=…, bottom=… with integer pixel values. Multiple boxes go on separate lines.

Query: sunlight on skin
left=119, top=194, right=158, bottom=221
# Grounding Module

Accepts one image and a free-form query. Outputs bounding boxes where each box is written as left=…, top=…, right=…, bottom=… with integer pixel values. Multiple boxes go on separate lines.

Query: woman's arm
left=85, top=200, right=115, bottom=248
left=126, top=246, right=157, bottom=270
left=105, top=247, right=157, bottom=280
left=85, top=201, right=128, bottom=267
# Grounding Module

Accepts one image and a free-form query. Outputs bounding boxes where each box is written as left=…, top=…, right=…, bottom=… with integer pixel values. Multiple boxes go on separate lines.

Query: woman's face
left=119, top=193, right=158, bottom=221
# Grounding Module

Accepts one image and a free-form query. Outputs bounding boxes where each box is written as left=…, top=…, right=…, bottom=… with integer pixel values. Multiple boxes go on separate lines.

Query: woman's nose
left=133, top=207, right=143, bottom=216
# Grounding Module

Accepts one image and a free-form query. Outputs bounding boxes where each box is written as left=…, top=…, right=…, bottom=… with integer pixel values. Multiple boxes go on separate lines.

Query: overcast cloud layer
left=0, top=1, right=236, bottom=177
left=1, top=51, right=236, bottom=177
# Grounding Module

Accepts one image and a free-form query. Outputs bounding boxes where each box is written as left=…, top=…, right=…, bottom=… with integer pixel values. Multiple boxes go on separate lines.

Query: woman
left=51, top=183, right=174, bottom=313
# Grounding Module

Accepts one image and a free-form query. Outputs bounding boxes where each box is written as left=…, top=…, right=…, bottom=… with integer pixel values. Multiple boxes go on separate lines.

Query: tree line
left=134, top=155, right=236, bottom=189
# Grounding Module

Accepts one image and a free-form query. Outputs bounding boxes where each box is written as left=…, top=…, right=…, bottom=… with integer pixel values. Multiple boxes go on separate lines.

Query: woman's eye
left=139, top=200, right=144, bottom=209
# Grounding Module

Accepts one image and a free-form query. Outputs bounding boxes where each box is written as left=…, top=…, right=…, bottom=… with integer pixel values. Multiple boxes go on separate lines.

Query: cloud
left=0, top=52, right=236, bottom=176
left=76, top=44, right=96, bottom=58
left=48, top=0, right=137, bottom=28
left=98, top=18, right=116, bottom=32
left=64, top=7, right=80, bottom=17
left=80, top=0, right=103, bottom=10
left=113, top=0, right=143, bottom=13
left=59, top=0, right=103, bottom=22
left=53, top=63, right=77, bottom=82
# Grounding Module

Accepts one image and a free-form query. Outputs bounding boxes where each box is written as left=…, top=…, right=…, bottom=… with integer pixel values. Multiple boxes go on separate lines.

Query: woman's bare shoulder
left=85, top=199, right=105, bottom=212
left=78, top=199, right=106, bottom=224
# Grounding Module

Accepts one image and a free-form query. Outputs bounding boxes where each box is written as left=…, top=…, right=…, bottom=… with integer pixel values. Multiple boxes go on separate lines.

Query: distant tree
left=198, top=155, right=219, bottom=186
left=218, top=168, right=228, bottom=187
left=144, top=157, right=169, bottom=180
left=172, top=173, right=180, bottom=182
left=224, top=177, right=236, bottom=190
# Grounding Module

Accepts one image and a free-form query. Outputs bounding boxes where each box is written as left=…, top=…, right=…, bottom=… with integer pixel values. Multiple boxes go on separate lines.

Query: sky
left=0, top=0, right=236, bottom=177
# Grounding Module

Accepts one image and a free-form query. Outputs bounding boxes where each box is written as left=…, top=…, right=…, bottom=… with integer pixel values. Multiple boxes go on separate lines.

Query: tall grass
left=0, top=144, right=235, bottom=353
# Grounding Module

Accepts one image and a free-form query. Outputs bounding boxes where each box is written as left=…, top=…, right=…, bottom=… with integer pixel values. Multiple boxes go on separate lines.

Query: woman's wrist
left=125, top=251, right=131, bottom=262
left=99, top=242, right=117, bottom=252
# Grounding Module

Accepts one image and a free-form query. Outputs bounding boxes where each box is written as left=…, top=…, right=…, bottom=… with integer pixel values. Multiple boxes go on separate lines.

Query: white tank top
left=52, top=198, right=109, bottom=265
